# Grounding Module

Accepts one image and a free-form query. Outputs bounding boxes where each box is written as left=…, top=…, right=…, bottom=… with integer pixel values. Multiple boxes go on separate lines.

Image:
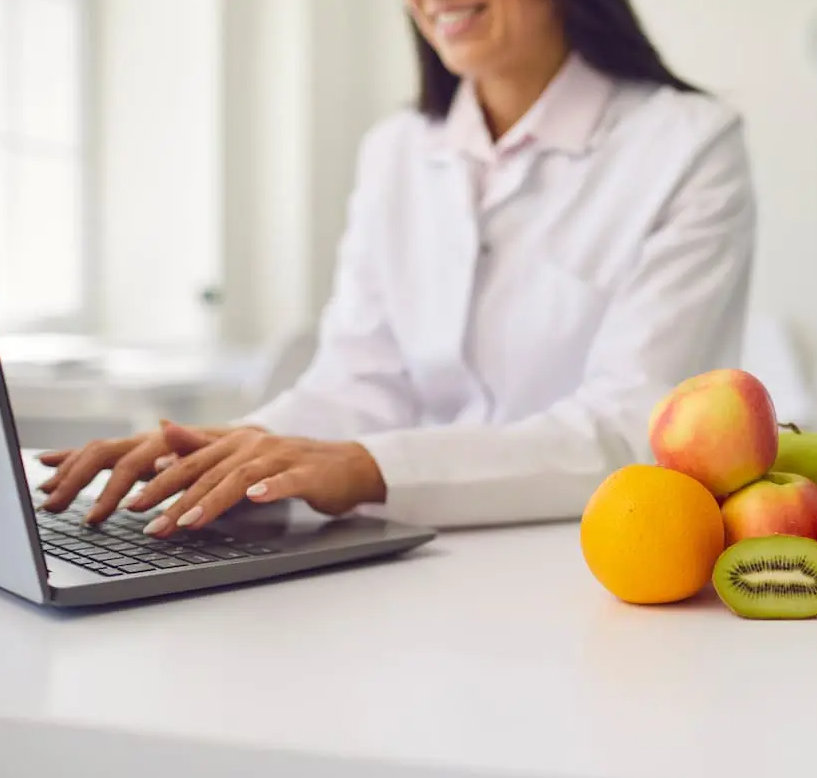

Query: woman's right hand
left=36, top=421, right=230, bottom=524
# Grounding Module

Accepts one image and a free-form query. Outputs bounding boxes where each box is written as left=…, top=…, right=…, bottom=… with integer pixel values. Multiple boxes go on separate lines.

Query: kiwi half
left=712, top=535, right=817, bottom=620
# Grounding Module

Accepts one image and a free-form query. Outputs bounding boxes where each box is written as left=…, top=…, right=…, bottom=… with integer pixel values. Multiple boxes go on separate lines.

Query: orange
left=580, top=464, right=725, bottom=604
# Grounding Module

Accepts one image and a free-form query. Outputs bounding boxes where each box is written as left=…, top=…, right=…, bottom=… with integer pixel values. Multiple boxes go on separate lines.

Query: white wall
left=221, top=0, right=418, bottom=348
left=93, top=0, right=223, bottom=348
left=93, top=0, right=418, bottom=351
left=220, top=0, right=313, bottom=347
left=367, top=3, right=418, bottom=119
left=630, top=0, right=817, bottom=369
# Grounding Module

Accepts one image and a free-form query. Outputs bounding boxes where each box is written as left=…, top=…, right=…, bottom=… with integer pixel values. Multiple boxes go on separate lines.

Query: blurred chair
left=741, top=311, right=816, bottom=430
left=241, top=328, right=318, bottom=409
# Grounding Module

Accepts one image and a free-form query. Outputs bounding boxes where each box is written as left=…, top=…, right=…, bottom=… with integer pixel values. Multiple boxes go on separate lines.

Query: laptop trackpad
left=206, top=500, right=391, bottom=551
left=212, top=499, right=334, bottom=541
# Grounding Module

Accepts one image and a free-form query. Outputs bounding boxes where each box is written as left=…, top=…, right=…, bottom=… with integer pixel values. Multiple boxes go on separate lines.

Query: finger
left=83, top=437, right=171, bottom=524
left=40, top=439, right=135, bottom=512
left=246, top=467, right=309, bottom=503
left=37, top=449, right=74, bottom=467
left=127, top=436, right=238, bottom=512
left=178, top=456, right=279, bottom=531
left=141, top=450, right=259, bottom=537
left=37, top=449, right=82, bottom=493
left=160, top=420, right=218, bottom=455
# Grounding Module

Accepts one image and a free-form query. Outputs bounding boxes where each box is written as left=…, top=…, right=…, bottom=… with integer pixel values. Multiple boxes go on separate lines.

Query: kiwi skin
left=712, top=535, right=817, bottom=620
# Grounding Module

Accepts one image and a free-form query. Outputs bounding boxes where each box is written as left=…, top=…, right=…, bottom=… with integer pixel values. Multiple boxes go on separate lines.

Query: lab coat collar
left=424, top=53, right=618, bottom=163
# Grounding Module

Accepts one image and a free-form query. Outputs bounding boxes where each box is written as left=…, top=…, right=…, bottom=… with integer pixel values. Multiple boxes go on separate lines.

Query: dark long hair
left=413, top=0, right=699, bottom=119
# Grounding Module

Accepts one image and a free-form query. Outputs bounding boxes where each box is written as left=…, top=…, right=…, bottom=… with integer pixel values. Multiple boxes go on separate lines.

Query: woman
left=38, top=0, right=755, bottom=537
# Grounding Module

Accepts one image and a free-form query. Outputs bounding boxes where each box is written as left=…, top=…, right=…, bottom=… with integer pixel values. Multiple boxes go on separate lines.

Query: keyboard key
left=118, top=562, right=155, bottom=574
left=113, top=534, right=150, bottom=547
left=86, top=536, right=122, bottom=549
left=132, top=551, right=173, bottom=563
left=103, top=526, right=133, bottom=536
left=84, top=550, right=120, bottom=562
left=56, top=527, right=88, bottom=538
left=174, top=538, right=208, bottom=549
left=120, top=519, right=152, bottom=531
left=238, top=544, right=280, bottom=556
left=143, top=541, right=174, bottom=552
left=59, top=541, right=92, bottom=552
left=177, top=552, right=217, bottom=565
left=200, top=546, right=248, bottom=560
left=107, top=541, right=141, bottom=553
left=97, top=566, right=125, bottom=577
left=153, top=558, right=188, bottom=569
left=102, top=554, right=135, bottom=567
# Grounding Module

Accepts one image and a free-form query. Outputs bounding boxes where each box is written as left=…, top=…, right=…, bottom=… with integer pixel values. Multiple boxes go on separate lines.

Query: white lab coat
left=241, top=57, right=756, bottom=528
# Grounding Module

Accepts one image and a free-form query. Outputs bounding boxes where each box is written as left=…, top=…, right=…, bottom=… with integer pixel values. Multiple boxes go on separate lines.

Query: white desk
left=0, top=461, right=813, bottom=778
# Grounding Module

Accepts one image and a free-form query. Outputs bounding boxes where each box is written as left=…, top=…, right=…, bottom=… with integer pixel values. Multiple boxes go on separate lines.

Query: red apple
left=721, top=472, right=817, bottom=547
left=649, top=369, right=778, bottom=498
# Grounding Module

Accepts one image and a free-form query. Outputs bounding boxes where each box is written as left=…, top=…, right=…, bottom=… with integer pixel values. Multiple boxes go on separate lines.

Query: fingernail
left=143, top=515, right=171, bottom=535
left=177, top=506, right=204, bottom=528
left=154, top=456, right=173, bottom=471
left=122, top=489, right=143, bottom=509
left=246, top=483, right=268, bottom=498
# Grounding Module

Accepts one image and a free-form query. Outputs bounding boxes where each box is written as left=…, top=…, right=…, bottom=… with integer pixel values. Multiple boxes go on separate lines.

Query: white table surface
left=1, top=459, right=814, bottom=778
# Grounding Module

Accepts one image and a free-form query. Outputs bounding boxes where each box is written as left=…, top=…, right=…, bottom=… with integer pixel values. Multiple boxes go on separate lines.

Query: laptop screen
left=0, top=359, right=49, bottom=604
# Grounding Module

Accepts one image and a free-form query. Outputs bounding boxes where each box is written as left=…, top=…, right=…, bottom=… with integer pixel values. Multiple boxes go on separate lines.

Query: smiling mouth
left=432, top=3, right=488, bottom=37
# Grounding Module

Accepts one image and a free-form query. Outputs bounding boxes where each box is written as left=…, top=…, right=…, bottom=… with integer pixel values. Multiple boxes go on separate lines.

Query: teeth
left=437, top=7, right=481, bottom=26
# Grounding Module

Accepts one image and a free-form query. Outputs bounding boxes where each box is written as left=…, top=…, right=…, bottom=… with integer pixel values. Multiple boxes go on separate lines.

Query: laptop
left=0, top=360, right=436, bottom=608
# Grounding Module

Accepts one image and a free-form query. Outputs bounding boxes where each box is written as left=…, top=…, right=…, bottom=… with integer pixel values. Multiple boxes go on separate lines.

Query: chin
left=436, top=43, right=497, bottom=79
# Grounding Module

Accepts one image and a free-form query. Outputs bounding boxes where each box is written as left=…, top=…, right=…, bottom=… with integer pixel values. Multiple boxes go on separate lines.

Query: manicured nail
left=246, top=483, right=268, bottom=498
left=177, top=506, right=204, bottom=528
left=154, top=456, right=174, bottom=471
left=143, top=515, right=171, bottom=535
left=122, top=490, right=143, bottom=509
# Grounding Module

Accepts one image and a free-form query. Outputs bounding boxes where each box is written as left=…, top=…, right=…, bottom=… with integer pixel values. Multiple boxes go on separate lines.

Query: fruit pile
left=580, top=368, right=817, bottom=620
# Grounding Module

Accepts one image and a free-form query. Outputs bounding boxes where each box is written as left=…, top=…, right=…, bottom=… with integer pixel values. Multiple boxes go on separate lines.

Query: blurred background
left=1, top=0, right=816, bottom=448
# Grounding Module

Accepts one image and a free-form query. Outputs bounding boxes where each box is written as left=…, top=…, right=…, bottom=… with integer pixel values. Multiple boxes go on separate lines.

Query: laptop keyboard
left=35, top=498, right=281, bottom=578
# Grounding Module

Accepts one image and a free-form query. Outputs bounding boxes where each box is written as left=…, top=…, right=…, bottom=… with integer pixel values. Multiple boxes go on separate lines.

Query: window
left=0, top=0, right=88, bottom=333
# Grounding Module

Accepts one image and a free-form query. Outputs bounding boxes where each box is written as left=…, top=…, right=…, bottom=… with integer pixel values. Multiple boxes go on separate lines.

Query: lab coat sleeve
left=356, top=115, right=756, bottom=527
left=236, top=123, right=422, bottom=440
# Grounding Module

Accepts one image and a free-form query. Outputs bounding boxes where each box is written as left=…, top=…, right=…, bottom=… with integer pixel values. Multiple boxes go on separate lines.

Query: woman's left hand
left=118, top=422, right=387, bottom=537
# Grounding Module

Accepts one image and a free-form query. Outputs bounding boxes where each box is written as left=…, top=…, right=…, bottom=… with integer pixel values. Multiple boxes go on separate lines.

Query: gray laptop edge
left=0, top=360, right=436, bottom=608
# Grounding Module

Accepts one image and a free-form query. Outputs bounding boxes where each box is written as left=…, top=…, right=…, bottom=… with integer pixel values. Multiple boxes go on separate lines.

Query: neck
left=475, top=48, right=571, bottom=141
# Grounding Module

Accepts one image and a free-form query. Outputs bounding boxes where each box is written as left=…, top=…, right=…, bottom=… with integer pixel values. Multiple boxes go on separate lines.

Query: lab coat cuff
left=355, top=431, right=423, bottom=524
